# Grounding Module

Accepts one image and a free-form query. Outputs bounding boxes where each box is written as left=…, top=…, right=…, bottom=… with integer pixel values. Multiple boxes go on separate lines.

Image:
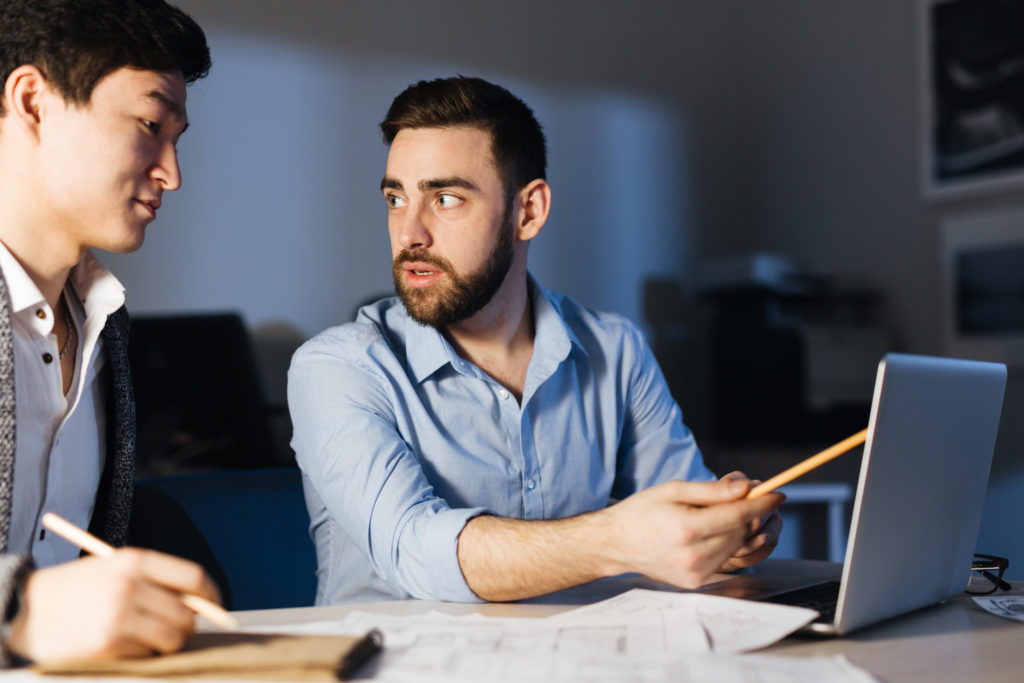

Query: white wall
left=106, top=0, right=737, bottom=338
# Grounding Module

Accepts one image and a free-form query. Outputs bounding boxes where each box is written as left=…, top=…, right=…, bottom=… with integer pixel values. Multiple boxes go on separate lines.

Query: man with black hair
left=0, top=0, right=219, bottom=665
left=289, top=76, right=784, bottom=605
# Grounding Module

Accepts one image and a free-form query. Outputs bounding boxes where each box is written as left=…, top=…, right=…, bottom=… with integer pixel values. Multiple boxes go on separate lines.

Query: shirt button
left=42, top=353, right=53, bottom=364
left=498, top=389, right=510, bottom=400
left=35, top=309, right=46, bottom=320
left=527, top=479, right=536, bottom=491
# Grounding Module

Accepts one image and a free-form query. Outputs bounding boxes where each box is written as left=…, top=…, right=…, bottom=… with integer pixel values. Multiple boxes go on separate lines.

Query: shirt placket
left=518, top=408, right=544, bottom=518
left=28, top=308, right=69, bottom=562
left=486, top=379, right=543, bottom=518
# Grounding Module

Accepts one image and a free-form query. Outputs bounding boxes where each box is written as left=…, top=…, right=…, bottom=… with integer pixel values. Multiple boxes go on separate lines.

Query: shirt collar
left=528, top=272, right=586, bottom=361
left=0, top=242, right=125, bottom=320
left=403, top=272, right=585, bottom=384
left=68, top=250, right=126, bottom=322
left=405, top=308, right=460, bottom=384
left=0, top=241, right=46, bottom=315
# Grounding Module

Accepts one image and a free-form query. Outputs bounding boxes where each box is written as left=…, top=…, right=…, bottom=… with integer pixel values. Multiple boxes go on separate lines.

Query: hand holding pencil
left=718, top=428, right=867, bottom=573
left=5, top=513, right=232, bottom=664
left=41, top=513, right=236, bottom=629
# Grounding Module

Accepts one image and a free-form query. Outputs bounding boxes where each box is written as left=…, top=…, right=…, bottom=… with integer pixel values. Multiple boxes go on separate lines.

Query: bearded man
left=287, top=76, right=783, bottom=604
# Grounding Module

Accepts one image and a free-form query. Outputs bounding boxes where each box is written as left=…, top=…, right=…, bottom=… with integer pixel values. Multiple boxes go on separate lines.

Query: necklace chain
left=58, top=296, right=74, bottom=362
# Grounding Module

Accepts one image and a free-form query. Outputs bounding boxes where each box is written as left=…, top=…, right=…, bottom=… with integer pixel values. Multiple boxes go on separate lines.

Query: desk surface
left=228, top=561, right=1023, bottom=683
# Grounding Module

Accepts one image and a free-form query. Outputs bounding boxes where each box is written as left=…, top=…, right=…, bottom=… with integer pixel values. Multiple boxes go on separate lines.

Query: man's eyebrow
left=146, top=90, right=188, bottom=132
left=418, top=177, right=478, bottom=192
left=380, top=177, right=480, bottom=193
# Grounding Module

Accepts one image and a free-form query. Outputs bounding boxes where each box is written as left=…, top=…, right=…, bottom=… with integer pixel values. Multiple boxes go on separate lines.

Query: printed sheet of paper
left=973, top=595, right=1024, bottom=622
left=248, top=606, right=709, bottom=656
left=366, top=649, right=877, bottom=683
left=548, top=588, right=819, bottom=653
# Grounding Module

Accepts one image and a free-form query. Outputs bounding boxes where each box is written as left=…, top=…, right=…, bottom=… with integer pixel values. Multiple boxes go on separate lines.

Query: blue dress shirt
left=288, top=275, right=714, bottom=604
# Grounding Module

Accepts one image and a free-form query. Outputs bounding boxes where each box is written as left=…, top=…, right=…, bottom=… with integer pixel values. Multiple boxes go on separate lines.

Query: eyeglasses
left=966, top=554, right=1012, bottom=595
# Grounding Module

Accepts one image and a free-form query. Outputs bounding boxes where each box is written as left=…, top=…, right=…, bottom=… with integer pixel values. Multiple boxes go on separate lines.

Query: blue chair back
left=130, top=467, right=316, bottom=611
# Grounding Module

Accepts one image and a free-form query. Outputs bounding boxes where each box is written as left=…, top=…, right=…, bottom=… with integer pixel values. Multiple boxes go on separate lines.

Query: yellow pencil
left=747, top=428, right=868, bottom=499
left=40, top=512, right=238, bottom=630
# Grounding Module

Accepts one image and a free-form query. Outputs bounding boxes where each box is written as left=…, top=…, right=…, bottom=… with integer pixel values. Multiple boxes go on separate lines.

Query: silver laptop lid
left=832, top=353, right=1006, bottom=635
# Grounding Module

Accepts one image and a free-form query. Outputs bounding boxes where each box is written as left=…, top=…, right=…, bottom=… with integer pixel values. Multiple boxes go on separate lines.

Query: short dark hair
left=380, top=76, right=547, bottom=202
left=0, top=0, right=211, bottom=116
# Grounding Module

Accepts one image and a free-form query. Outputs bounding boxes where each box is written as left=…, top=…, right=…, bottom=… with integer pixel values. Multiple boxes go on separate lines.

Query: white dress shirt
left=0, top=244, right=126, bottom=567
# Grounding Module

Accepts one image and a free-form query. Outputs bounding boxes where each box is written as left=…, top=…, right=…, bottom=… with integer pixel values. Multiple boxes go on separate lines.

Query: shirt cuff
left=402, top=505, right=488, bottom=603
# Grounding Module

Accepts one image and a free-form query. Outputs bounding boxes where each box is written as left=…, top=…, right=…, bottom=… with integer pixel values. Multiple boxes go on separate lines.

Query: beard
left=392, top=212, right=515, bottom=329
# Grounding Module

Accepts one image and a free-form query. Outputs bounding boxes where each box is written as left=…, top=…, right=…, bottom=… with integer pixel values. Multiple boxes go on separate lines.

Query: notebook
left=34, top=630, right=384, bottom=681
left=705, top=352, right=1007, bottom=636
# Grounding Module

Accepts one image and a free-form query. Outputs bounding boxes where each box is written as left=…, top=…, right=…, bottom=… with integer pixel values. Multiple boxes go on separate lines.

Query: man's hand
left=603, top=477, right=785, bottom=589
left=716, top=471, right=783, bottom=573
left=457, top=477, right=785, bottom=601
left=7, top=549, right=221, bottom=663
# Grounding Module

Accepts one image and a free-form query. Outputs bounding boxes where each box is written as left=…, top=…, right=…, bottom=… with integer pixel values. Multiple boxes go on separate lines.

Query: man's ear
left=3, top=65, right=48, bottom=140
left=514, top=179, right=551, bottom=243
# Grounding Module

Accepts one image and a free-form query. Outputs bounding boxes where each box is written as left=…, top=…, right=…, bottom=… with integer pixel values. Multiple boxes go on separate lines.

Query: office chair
left=128, top=467, right=317, bottom=611
left=128, top=313, right=286, bottom=478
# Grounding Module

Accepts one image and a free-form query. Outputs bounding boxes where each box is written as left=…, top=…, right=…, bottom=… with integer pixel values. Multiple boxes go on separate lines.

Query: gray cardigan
left=0, top=269, right=136, bottom=665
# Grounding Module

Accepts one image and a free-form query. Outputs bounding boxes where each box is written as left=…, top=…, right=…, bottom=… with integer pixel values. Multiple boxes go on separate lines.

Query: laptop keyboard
left=763, top=581, right=841, bottom=624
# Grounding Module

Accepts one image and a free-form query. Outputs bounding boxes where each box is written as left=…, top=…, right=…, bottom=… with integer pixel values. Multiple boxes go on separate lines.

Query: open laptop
left=704, top=352, right=1007, bottom=636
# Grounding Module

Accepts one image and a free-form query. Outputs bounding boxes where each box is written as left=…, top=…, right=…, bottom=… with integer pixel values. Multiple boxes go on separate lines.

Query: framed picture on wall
left=921, top=0, right=1024, bottom=199
left=940, top=205, right=1024, bottom=367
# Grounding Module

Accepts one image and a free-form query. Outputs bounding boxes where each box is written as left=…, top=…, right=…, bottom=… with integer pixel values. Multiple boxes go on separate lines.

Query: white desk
left=226, top=560, right=1023, bottom=683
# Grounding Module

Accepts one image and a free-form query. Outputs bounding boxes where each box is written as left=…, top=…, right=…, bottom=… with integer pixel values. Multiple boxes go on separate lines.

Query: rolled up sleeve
left=288, top=331, right=485, bottom=602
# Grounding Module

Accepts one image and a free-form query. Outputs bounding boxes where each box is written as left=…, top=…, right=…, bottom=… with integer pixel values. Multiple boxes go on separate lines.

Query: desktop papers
left=245, top=589, right=816, bottom=655
left=548, top=588, right=819, bottom=654
left=973, top=595, right=1024, bottom=622
left=242, top=589, right=878, bottom=682
left=357, top=644, right=875, bottom=683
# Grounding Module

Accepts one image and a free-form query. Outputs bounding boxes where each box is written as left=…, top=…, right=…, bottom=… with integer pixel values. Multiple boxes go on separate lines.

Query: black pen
left=335, top=629, right=384, bottom=680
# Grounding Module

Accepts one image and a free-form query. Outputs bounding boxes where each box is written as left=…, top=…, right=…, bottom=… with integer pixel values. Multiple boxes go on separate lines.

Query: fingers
left=731, top=511, right=783, bottom=559
left=678, top=495, right=783, bottom=569
left=117, top=595, right=194, bottom=655
left=8, top=549, right=218, bottom=663
left=720, top=510, right=784, bottom=572
left=684, top=492, right=784, bottom=541
left=656, top=477, right=752, bottom=506
left=120, top=548, right=222, bottom=605
left=758, top=510, right=783, bottom=545
left=126, top=568, right=200, bottom=633
left=719, top=471, right=766, bottom=491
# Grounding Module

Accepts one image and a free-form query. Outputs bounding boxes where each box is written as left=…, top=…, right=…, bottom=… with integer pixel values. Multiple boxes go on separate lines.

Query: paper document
left=548, top=588, right=819, bottom=653
left=250, top=607, right=708, bottom=656
left=367, top=649, right=877, bottom=683
left=973, top=595, right=1024, bottom=622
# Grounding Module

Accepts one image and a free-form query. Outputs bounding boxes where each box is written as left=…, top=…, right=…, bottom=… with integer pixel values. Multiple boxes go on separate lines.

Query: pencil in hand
left=746, top=428, right=868, bottom=499
left=40, top=512, right=238, bottom=630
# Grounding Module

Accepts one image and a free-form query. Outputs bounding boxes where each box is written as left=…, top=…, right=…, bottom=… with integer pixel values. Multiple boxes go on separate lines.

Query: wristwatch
left=0, top=557, right=34, bottom=666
